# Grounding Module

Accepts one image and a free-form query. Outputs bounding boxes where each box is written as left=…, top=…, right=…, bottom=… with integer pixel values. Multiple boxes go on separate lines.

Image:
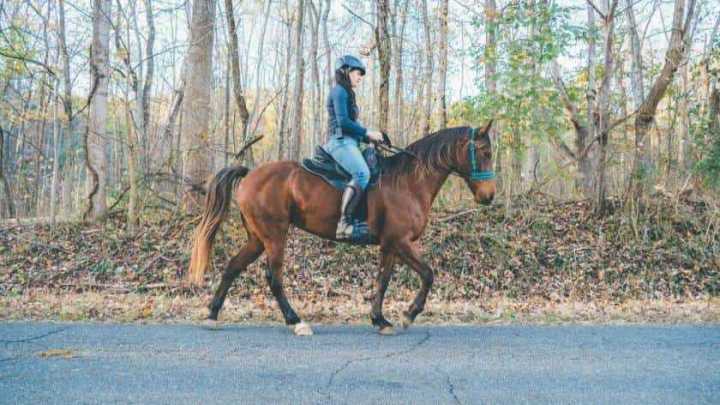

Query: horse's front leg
left=371, top=252, right=397, bottom=335
left=396, top=240, right=434, bottom=329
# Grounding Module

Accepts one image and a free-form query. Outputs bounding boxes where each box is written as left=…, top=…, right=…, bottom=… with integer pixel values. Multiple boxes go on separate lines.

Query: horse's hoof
left=200, top=318, right=222, bottom=330
left=378, top=326, right=396, bottom=336
left=400, top=315, right=413, bottom=330
left=292, top=322, right=314, bottom=336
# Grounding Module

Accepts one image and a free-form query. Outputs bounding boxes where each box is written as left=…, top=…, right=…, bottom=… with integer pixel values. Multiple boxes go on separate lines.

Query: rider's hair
left=335, top=68, right=358, bottom=119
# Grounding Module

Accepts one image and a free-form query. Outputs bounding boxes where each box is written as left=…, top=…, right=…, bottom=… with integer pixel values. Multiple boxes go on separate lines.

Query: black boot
left=336, top=180, right=363, bottom=240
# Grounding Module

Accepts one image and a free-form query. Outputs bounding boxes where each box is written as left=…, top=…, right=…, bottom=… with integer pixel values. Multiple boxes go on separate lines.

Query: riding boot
left=336, top=180, right=363, bottom=240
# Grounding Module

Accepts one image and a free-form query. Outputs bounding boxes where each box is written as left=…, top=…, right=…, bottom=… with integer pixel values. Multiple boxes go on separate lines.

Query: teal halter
left=467, top=127, right=496, bottom=181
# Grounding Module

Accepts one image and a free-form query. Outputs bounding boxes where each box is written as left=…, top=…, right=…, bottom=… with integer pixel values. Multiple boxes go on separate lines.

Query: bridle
left=466, top=127, right=496, bottom=181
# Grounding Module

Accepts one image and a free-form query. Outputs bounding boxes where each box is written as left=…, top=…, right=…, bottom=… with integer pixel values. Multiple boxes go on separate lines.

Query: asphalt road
left=1, top=322, right=718, bottom=404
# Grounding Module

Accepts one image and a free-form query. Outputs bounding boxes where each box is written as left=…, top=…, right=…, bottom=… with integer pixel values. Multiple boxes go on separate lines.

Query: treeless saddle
left=300, top=145, right=385, bottom=244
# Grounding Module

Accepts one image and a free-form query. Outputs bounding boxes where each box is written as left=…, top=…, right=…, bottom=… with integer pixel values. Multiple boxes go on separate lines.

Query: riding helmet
left=335, top=54, right=366, bottom=76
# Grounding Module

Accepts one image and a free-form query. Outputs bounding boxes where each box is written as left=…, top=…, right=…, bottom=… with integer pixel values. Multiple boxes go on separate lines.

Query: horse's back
left=235, top=159, right=387, bottom=242
left=235, top=161, right=298, bottom=217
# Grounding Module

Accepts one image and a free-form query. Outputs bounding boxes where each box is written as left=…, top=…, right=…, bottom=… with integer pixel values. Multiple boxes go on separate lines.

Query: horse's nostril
left=478, top=195, right=494, bottom=206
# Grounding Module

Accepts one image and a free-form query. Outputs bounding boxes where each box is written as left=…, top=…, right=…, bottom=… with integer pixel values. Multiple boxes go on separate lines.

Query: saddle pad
left=301, top=158, right=350, bottom=191
left=300, top=160, right=370, bottom=224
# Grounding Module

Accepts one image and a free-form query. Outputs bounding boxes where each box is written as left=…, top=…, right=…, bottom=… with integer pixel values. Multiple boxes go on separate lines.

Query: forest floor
left=2, top=193, right=719, bottom=324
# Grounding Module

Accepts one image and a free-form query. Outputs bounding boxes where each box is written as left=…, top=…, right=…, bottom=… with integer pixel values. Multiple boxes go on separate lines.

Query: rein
left=467, top=127, right=496, bottom=181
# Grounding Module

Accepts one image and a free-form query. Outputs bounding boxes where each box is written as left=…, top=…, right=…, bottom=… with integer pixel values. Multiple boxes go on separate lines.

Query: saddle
left=300, top=145, right=385, bottom=245
left=301, top=145, right=382, bottom=190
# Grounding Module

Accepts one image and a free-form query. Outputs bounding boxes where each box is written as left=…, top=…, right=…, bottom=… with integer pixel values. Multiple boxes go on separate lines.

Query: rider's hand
left=367, top=130, right=383, bottom=143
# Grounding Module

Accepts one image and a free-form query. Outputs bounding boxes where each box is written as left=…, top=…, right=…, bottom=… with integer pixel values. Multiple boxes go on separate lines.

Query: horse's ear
left=479, top=120, right=493, bottom=137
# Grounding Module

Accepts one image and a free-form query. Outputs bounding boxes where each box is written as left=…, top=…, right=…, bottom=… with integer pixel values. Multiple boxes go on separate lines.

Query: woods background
left=1, top=0, right=719, bottom=322
left=1, top=0, right=718, bottom=223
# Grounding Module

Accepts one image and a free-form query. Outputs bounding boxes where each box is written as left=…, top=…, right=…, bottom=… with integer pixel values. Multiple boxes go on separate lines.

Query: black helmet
left=335, top=54, right=366, bottom=75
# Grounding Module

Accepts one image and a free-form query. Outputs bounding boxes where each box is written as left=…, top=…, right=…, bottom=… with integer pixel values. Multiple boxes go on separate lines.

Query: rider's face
left=349, top=69, right=364, bottom=88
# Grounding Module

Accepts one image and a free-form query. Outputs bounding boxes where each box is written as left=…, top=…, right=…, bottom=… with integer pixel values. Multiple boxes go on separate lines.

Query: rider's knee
left=354, top=167, right=370, bottom=190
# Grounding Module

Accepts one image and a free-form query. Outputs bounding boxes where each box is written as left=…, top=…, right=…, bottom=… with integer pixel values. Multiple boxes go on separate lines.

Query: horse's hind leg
left=264, top=238, right=312, bottom=336
left=371, top=252, right=397, bottom=335
left=396, top=240, right=434, bottom=329
left=208, top=236, right=264, bottom=321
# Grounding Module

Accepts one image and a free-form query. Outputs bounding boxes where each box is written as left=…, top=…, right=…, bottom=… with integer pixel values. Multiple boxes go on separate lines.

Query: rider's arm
left=331, top=86, right=369, bottom=143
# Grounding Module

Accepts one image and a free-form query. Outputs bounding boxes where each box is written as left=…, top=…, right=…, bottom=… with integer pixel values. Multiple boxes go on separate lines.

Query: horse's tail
left=187, top=164, right=249, bottom=285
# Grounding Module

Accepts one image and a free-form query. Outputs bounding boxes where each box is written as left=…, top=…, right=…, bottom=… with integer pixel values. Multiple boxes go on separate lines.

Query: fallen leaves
left=0, top=195, right=718, bottom=323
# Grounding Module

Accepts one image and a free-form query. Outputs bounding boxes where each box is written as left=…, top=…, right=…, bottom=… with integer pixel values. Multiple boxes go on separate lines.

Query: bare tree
left=50, top=80, right=60, bottom=224
left=420, top=0, right=433, bottom=136
left=277, top=5, right=294, bottom=160
left=249, top=0, right=273, bottom=150
left=594, top=0, right=620, bottom=212
left=181, top=0, right=216, bottom=211
left=224, top=0, right=251, bottom=163
left=321, top=0, right=332, bottom=97
left=391, top=0, right=409, bottom=143
left=0, top=126, right=16, bottom=218
left=85, top=0, right=112, bottom=221
left=308, top=1, right=322, bottom=151
left=437, top=0, right=449, bottom=128
left=375, top=0, right=392, bottom=132
left=289, top=0, right=306, bottom=161
left=484, top=0, right=500, bottom=182
left=550, top=0, right=618, bottom=210
left=628, top=0, right=696, bottom=202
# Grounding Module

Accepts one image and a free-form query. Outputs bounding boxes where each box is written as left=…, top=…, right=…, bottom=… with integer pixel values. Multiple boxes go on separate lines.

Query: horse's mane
left=382, top=126, right=471, bottom=180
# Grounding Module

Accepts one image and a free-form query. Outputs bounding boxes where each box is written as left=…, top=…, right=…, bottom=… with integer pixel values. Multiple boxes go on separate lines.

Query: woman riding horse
left=324, top=55, right=384, bottom=239
left=187, top=56, right=497, bottom=335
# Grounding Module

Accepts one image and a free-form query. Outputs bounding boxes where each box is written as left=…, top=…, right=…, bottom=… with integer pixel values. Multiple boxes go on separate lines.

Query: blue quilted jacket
left=326, top=85, right=368, bottom=143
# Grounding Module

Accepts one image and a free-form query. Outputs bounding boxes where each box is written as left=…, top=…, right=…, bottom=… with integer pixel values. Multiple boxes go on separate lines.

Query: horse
left=187, top=123, right=496, bottom=336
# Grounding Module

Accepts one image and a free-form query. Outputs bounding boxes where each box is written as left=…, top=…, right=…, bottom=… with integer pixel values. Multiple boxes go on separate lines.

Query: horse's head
left=459, top=121, right=496, bottom=205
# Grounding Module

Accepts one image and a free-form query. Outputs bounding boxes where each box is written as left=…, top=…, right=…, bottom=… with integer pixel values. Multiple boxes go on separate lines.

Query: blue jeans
left=323, top=136, right=370, bottom=190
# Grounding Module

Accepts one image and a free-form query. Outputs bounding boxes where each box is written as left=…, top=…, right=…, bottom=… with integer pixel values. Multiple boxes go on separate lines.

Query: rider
left=323, top=55, right=384, bottom=240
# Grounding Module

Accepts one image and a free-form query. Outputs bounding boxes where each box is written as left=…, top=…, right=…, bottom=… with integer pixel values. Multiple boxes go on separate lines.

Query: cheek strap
left=468, top=127, right=496, bottom=181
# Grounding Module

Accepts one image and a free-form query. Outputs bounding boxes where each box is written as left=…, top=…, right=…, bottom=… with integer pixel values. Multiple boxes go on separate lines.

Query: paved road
left=1, top=322, right=718, bottom=404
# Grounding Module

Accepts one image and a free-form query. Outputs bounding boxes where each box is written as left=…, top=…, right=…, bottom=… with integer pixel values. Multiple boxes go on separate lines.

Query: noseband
left=467, top=127, right=496, bottom=181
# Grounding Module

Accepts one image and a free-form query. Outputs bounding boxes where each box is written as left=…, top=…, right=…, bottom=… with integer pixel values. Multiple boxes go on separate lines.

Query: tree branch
left=341, top=4, right=374, bottom=28
left=0, top=49, right=56, bottom=76
left=586, top=0, right=606, bottom=20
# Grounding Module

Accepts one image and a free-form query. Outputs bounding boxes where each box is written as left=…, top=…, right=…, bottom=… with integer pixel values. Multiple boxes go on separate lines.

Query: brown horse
left=188, top=123, right=496, bottom=335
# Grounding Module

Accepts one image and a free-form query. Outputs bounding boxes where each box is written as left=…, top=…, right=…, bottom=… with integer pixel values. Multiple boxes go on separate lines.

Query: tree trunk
left=248, top=0, right=273, bottom=153
left=594, top=0, right=619, bottom=213
left=582, top=2, right=597, bottom=197
left=141, top=0, right=155, bottom=176
left=680, top=61, right=693, bottom=174
left=50, top=81, right=60, bottom=224
left=375, top=0, right=392, bottom=132
left=629, top=0, right=696, bottom=202
left=181, top=0, right=216, bottom=212
left=57, top=0, right=74, bottom=217
left=277, top=9, right=294, bottom=160
left=58, top=0, right=73, bottom=131
left=484, top=0, right=501, bottom=189
left=391, top=0, right=408, bottom=142
left=85, top=0, right=112, bottom=221
left=309, top=1, right=322, bottom=152
left=321, top=0, right=332, bottom=99
left=289, top=0, right=305, bottom=161
left=437, top=0, right=449, bottom=128
left=0, top=126, right=16, bottom=218
left=224, top=0, right=252, bottom=164
left=420, top=0, right=433, bottom=136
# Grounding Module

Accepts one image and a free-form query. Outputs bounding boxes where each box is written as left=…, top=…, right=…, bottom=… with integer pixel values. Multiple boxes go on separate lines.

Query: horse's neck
left=394, top=168, right=451, bottom=213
